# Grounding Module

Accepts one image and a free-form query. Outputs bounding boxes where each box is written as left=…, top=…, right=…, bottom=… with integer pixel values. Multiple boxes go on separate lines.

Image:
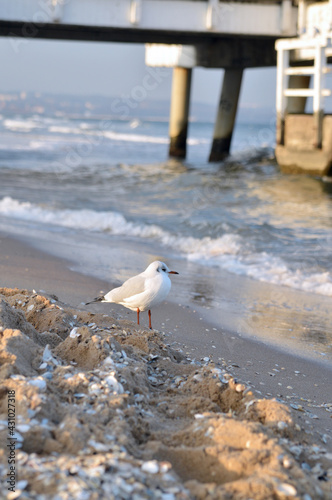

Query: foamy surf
left=3, top=119, right=41, bottom=131
left=1, top=196, right=331, bottom=298
left=48, top=125, right=207, bottom=146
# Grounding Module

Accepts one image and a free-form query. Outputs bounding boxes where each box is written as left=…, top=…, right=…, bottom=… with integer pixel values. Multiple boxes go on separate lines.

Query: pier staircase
left=275, top=1, right=332, bottom=175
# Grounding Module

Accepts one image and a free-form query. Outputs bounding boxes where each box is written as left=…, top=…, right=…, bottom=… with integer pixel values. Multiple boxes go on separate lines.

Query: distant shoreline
left=0, top=89, right=276, bottom=124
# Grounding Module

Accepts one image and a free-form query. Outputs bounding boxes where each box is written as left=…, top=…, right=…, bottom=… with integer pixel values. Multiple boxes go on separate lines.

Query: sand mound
left=0, top=287, right=331, bottom=499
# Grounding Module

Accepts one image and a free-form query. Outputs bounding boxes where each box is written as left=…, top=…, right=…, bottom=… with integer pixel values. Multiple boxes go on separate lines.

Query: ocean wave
left=0, top=196, right=331, bottom=297
left=104, top=130, right=207, bottom=146
left=3, top=119, right=41, bottom=132
left=0, top=196, right=174, bottom=242
left=47, top=124, right=168, bottom=143
left=103, top=130, right=169, bottom=144
left=47, top=125, right=207, bottom=146
left=1, top=116, right=208, bottom=146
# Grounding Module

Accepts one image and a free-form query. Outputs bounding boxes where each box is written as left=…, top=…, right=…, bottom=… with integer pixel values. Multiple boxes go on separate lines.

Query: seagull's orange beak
left=168, top=270, right=179, bottom=275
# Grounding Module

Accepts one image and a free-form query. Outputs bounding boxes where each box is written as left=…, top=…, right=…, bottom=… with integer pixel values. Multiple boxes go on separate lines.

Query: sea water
left=0, top=97, right=331, bottom=362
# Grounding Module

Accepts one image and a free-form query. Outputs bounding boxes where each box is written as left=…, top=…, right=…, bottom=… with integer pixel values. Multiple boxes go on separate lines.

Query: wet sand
left=0, top=231, right=331, bottom=498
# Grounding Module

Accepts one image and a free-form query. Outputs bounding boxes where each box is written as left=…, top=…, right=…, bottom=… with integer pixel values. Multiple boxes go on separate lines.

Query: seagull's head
left=145, top=261, right=179, bottom=277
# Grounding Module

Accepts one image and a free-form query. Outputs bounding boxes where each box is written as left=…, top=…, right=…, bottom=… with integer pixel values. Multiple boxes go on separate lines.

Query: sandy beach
left=0, top=231, right=332, bottom=499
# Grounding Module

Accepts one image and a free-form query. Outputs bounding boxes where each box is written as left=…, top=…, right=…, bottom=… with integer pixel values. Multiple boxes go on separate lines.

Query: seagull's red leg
left=148, top=309, right=152, bottom=330
left=137, top=308, right=140, bottom=325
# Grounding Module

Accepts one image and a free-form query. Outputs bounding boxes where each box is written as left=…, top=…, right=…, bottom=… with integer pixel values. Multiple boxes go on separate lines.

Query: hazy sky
left=0, top=38, right=276, bottom=109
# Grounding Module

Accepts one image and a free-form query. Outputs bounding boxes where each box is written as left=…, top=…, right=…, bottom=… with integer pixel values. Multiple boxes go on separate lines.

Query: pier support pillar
left=209, top=68, right=243, bottom=162
left=169, top=67, right=192, bottom=158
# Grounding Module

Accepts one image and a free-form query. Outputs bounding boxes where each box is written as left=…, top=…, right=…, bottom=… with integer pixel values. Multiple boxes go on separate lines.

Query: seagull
left=86, top=261, right=178, bottom=329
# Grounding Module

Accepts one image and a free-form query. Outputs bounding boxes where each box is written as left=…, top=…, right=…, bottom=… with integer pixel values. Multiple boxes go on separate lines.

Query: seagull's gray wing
left=105, top=274, right=146, bottom=303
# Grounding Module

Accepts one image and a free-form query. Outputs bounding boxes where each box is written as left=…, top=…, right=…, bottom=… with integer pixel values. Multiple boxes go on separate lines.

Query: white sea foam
left=30, top=140, right=59, bottom=150
left=103, top=130, right=169, bottom=144
left=48, top=125, right=82, bottom=134
left=47, top=124, right=208, bottom=146
left=103, top=130, right=206, bottom=145
left=0, top=196, right=331, bottom=297
left=0, top=140, right=57, bottom=151
left=103, top=130, right=207, bottom=145
left=48, top=124, right=168, bottom=143
left=3, top=119, right=40, bottom=131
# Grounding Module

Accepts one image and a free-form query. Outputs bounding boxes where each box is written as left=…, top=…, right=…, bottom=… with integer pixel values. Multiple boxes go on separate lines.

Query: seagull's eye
left=162, top=267, right=166, bottom=272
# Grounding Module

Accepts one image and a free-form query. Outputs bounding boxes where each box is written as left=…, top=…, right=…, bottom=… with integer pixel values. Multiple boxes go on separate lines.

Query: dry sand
left=0, top=233, right=331, bottom=499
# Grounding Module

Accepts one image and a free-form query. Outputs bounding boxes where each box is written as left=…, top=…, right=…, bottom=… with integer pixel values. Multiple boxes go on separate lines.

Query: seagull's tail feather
left=85, top=296, right=104, bottom=306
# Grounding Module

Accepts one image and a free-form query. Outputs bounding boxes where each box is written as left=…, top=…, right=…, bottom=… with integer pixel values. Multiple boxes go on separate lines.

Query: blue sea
left=0, top=95, right=331, bottom=361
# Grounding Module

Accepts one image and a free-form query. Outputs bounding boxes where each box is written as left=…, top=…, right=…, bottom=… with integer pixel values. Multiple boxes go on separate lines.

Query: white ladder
left=275, top=36, right=331, bottom=148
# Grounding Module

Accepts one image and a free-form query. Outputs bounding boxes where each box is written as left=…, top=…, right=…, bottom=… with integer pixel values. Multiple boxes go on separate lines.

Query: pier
left=0, top=1, right=331, bottom=174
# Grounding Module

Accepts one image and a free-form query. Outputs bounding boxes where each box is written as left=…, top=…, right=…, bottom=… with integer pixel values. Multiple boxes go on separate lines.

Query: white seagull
left=86, top=261, right=178, bottom=329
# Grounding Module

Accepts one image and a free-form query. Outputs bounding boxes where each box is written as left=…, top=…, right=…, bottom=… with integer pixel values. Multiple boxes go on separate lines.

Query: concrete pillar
left=169, top=67, right=192, bottom=158
left=287, top=74, right=311, bottom=114
left=209, top=68, right=243, bottom=162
